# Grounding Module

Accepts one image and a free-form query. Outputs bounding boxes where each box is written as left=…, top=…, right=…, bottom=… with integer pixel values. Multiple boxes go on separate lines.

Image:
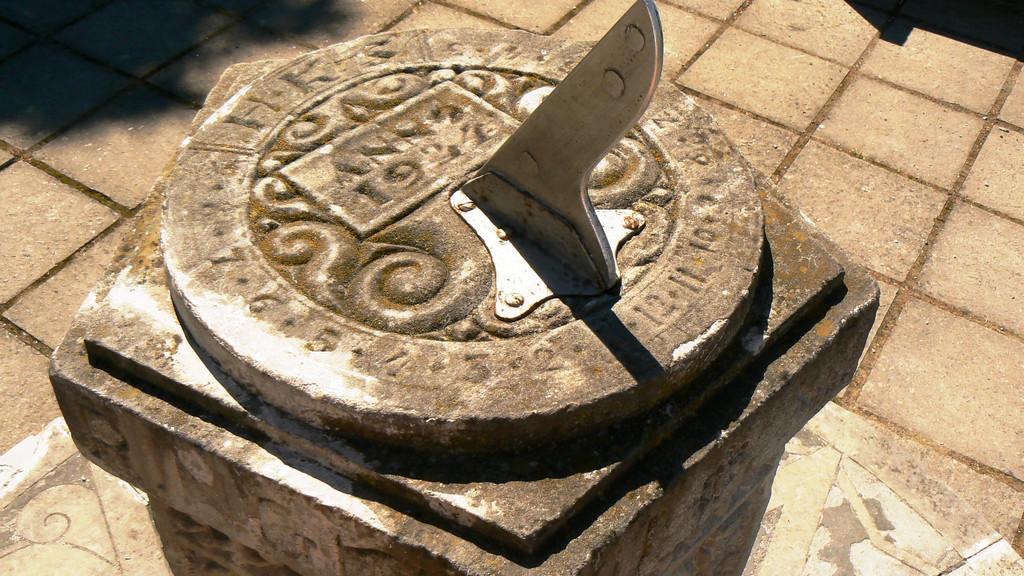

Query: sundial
left=161, top=0, right=763, bottom=451
left=50, top=1, right=878, bottom=573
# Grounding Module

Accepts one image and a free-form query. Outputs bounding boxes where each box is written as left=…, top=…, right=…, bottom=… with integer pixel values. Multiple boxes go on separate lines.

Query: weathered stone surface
left=962, top=128, right=1024, bottom=222
left=735, top=0, right=883, bottom=66
left=79, top=179, right=843, bottom=555
left=744, top=402, right=1024, bottom=574
left=679, top=28, right=847, bottom=129
left=0, top=418, right=171, bottom=576
left=52, top=233, right=875, bottom=573
left=0, top=331, right=61, bottom=453
left=161, top=30, right=765, bottom=452
left=79, top=46, right=848, bottom=555
left=4, top=224, right=127, bottom=348
left=778, top=140, right=946, bottom=280
left=917, top=203, right=1024, bottom=335
left=817, top=76, right=984, bottom=187
left=0, top=161, right=118, bottom=301
left=50, top=28, right=877, bottom=576
left=860, top=298, right=1024, bottom=481
left=861, top=19, right=1016, bottom=113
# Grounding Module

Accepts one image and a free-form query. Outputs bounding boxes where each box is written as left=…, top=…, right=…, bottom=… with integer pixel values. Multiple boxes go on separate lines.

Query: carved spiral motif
left=252, top=176, right=331, bottom=225
left=261, top=221, right=354, bottom=309
left=281, top=112, right=345, bottom=151
left=346, top=247, right=473, bottom=334
left=249, top=68, right=674, bottom=340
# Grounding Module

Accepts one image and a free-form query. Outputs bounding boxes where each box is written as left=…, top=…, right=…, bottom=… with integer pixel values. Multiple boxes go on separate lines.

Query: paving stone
left=817, top=76, right=983, bottom=187
left=918, top=203, right=1024, bottom=336
left=962, top=128, right=1024, bottom=222
left=948, top=540, right=1024, bottom=576
left=442, top=0, right=579, bottom=32
left=0, top=44, right=129, bottom=148
left=0, top=20, right=30, bottom=59
left=779, top=140, right=946, bottom=280
left=35, top=88, right=198, bottom=208
left=0, top=419, right=75, bottom=506
left=745, top=444, right=843, bottom=574
left=736, top=0, right=885, bottom=66
left=249, top=0, right=417, bottom=47
left=666, top=0, right=743, bottom=20
left=150, top=22, right=306, bottom=105
left=0, top=417, right=171, bottom=574
left=860, top=298, right=1024, bottom=482
left=679, top=28, right=847, bottom=129
left=801, top=457, right=958, bottom=575
left=1000, top=77, right=1024, bottom=130
left=556, top=0, right=717, bottom=76
left=390, top=3, right=504, bottom=33
left=0, top=451, right=121, bottom=574
left=745, top=402, right=1024, bottom=574
left=899, top=0, right=1024, bottom=54
left=807, top=402, right=1022, bottom=547
left=0, top=0, right=106, bottom=33
left=57, top=0, right=232, bottom=76
left=5, top=224, right=126, bottom=348
left=862, top=19, right=1016, bottom=113
left=0, top=150, right=11, bottom=166
left=88, top=462, right=173, bottom=575
left=0, top=332, right=59, bottom=455
left=0, top=162, right=118, bottom=301
left=694, top=97, right=798, bottom=175
left=859, top=278, right=897, bottom=366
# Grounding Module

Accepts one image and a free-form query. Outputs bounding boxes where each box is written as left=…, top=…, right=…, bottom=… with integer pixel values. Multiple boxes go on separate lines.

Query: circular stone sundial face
left=162, top=30, right=764, bottom=451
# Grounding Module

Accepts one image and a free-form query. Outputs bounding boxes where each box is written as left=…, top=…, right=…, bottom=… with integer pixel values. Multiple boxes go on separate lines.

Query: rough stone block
left=50, top=29, right=876, bottom=575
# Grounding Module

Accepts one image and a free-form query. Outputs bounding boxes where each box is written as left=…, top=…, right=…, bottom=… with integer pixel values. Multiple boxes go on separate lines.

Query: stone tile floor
left=0, top=0, right=1022, bottom=573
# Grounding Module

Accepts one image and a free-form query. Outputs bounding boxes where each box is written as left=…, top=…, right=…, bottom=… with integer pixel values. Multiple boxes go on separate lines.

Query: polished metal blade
left=464, top=0, right=663, bottom=290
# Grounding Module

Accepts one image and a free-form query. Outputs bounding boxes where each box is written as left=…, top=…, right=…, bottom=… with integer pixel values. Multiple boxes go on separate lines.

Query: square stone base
left=50, top=196, right=876, bottom=575
left=49, top=54, right=877, bottom=575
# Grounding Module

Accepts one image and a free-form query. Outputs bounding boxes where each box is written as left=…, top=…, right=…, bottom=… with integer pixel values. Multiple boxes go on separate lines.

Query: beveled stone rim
left=161, top=30, right=764, bottom=451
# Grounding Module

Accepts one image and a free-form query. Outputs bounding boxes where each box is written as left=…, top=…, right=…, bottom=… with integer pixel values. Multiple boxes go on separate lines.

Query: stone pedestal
left=50, top=30, right=877, bottom=575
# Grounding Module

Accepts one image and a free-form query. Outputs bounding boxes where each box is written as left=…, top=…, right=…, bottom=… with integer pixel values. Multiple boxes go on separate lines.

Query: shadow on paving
left=0, top=0, right=360, bottom=150
left=847, top=0, right=1024, bottom=58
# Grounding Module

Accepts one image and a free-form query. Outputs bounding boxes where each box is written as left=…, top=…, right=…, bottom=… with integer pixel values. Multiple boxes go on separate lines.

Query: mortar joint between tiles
left=672, top=0, right=755, bottom=81
left=837, top=400, right=1024, bottom=494
left=0, top=317, right=53, bottom=358
left=429, top=0, right=526, bottom=32
left=0, top=218, right=126, bottom=318
left=544, top=0, right=601, bottom=36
